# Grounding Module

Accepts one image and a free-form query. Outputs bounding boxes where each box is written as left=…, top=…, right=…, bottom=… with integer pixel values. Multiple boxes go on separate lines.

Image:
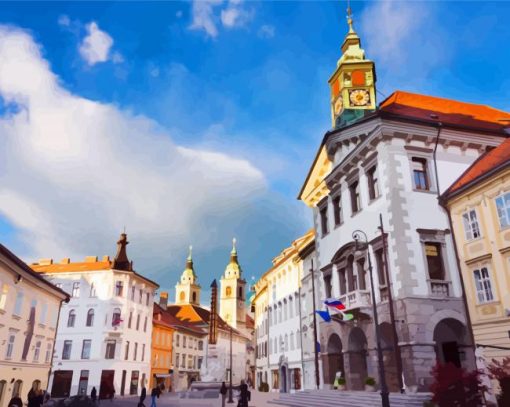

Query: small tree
left=487, top=357, right=510, bottom=407
left=429, top=362, right=487, bottom=407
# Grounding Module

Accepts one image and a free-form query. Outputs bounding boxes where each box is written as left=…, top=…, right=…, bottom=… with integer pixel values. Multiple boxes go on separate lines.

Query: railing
left=429, top=280, right=451, bottom=297
left=339, top=289, right=372, bottom=310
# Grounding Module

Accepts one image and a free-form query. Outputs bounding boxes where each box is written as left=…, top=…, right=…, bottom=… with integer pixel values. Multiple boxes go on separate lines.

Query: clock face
left=333, top=97, right=343, bottom=116
left=349, top=89, right=370, bottom=107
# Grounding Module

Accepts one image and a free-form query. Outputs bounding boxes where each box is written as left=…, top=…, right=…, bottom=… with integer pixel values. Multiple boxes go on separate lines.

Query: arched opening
left=12, top=380, right=23, bottom=398
left=347, top=327, right=368, bottom=390
left=86, top=309, right=94, bottom=327
left=433, top=318, right=469, bottom=368
left=379, top=322, right=399, bottom=392
left=323, top=333, right=344, bottom=388
left=67, top=309, right=76, bottom=327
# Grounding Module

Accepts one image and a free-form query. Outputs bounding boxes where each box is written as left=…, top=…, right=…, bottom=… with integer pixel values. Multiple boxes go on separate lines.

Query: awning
left=155, top=374, right=172, bottom=378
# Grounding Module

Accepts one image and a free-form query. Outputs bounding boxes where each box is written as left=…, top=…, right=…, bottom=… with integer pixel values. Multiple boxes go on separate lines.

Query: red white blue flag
left=324, top=298, right=346, bottom=310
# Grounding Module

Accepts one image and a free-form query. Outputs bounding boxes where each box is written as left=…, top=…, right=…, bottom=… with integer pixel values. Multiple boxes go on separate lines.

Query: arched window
left=67, top=310, right=76, bottom=327
left=12, top=380, right=23, bottom=398
left=226, top=286, right=232, bottom=297
left=86, top=309, right=94, bottom=327
left=289, top=297, right=293, bottom=318
left=89, top=283, right=96, bottom=298
left=112, top=308, right=122, bottom=327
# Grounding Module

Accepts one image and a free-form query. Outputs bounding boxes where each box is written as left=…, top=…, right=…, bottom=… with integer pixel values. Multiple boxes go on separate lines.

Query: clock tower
left=175, top=246, right=201, bottom=306
left=329, top=5, right=376, bottom=128
left=219, top=239, right=246, bottom=331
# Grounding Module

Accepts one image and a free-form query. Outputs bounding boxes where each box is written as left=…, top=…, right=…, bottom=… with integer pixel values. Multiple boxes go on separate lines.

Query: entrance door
left=120, top=371, right=126, bottom=396
left=52, top=371, right=73, bottom=398
left=78, top=371, right=89, bottom=395
left=130, top=371, right=139, bottom=395
left=280, top=366, right=287, bottom=393
left=442, top=341, right=461, bottom=368
left=99, top=370, right=115, bottom=400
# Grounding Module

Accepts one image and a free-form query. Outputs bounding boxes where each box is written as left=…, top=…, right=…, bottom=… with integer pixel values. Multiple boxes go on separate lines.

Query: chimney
left=159, top=292, right=168, bottom=308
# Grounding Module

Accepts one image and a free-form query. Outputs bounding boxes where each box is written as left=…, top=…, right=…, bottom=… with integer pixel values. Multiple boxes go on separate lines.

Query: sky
left=0, top=0, right=509, bottom=303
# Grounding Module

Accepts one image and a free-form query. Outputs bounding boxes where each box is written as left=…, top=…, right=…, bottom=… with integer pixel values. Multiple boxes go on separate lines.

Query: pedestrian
left=150, top=386, right=160, bottom=407
left=8, top=394, right=23, bottom=407
left=238, top=380, right=249, bottom=407
left=91, top=387, right=97, bottom=405
left=220, top=382, right=227, bottom=407
left=138, top=386, right=147, bottom=407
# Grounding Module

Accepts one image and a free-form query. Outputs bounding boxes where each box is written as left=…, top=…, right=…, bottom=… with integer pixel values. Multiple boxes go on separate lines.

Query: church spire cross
left=188, top=245, right=193, bottom=261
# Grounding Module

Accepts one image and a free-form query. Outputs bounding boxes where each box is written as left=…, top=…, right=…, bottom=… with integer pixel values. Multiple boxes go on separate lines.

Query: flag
left=324, top=298, right=346, bottom=311
left=316, top=341, right=321, bottom=353
left=112, top=317, right=123, bottom=326
left=342, top=313, right=354, bottom=321
left=315, top=309, right=331, bottom=322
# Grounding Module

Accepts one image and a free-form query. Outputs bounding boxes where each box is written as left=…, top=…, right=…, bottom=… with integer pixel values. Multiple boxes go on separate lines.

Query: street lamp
left=228, top=325, right=234, bottom=403
left=352, top=229, right=390, bottom=407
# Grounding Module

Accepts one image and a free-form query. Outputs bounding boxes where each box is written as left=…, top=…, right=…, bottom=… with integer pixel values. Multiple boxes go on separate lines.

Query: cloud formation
left=0, top=25, right=267, bottom=272
left=258, top=25, right=275, bottom=39
left=79, top=21, right=123, bottom=66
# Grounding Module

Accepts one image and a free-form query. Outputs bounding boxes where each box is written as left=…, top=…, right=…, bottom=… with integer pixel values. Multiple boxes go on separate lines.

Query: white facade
left=33, top=251, right=158, bottom=399
left=172, top=329, right=207, bottom=391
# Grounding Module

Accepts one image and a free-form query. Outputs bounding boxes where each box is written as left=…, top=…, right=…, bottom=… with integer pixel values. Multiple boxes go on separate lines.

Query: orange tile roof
left=31, top=260, right=112, bottom=273
left=444, top=138, right=510, bottom=197
left=380, top=91, right=510, bottom=132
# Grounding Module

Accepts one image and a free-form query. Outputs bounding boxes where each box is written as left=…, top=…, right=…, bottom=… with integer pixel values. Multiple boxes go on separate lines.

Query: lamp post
left=228, top=325, right=234, bottom=403
left=352, top=229, right=390, bottom=407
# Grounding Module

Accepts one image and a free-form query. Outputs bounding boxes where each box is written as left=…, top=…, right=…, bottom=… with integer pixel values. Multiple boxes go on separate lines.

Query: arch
left=425, top=309, right=467, bottom=343
left=347, top=327, right=368, bottom=390
left=323, top=333, right=344, bottom=387
left=331, top=241, right=356, bottom=264
left=433, top=318, right=470, bottom=369
left=86, top=309, right=94, bottom=327
left=12, top=380, right=22, bottom=398
left=67, top=309, right=76, bottom=328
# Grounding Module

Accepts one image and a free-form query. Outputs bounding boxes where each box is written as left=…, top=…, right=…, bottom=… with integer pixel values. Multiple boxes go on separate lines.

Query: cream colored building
left=0, top=244, right=68, bottom=407
left=442, top=138, right=510, bottom=391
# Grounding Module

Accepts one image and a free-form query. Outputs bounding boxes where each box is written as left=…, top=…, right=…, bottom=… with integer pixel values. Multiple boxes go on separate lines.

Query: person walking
left=91, top=387, right=97, bottom=405
left=238, top=380, right=249, bottom=407
left=220, top=382, right=227, bottom=407
left=150, top=386, right=160, bottom=407
left=138, top=386, right=147, bottom=407
left=8, top=394, right=23, bottom=407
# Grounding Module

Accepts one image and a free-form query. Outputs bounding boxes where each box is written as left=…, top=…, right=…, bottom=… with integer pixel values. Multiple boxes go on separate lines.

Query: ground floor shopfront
left=49, top=362, right=150, bottom=399
left=0, top=363, right=50, bottom=407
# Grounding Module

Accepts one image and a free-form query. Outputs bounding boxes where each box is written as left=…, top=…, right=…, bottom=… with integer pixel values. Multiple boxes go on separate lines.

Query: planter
left=338, top=385, right=346, bottom=391
left=365, top=384, right=376, bottom=392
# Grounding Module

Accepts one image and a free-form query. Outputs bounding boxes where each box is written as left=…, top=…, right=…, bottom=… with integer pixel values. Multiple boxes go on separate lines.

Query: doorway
left=280, top=366, right=287, bottom=393
left=120, top=371, right=126, bottom=396
left=442, top=341, right=461, bottom=368
left=52, top=371, right=72, bottom=398
left=99, top=370, right=115, bottom=400
left=12, top=380, right=23, bottom=398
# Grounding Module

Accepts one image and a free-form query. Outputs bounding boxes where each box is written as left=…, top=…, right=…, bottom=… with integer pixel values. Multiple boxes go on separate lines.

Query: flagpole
left=310, top=259, right=320, bottom=390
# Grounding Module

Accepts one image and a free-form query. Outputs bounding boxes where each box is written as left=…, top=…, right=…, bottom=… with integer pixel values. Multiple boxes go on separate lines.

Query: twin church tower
left=174, top=239, right=246, bottom=330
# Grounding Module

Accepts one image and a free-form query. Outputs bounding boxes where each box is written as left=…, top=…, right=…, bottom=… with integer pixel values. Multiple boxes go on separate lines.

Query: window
left=128, top=311, right=133, bottom=328
left=324, top=275, right=332, bottom=298
left=146, top=292, right=150, bottom=306
left=143, top=316, right=148, bottom=332
left=13, top=290, right=24, bottom=316
left=45, top=342, right=52, bottom=363
left=0, top=283, right=8, bottom=311
left=367, top=166, right=380, bottom=200
left=78, top=370, right=89, bottom=396
left=62, top=340, right=72, bottom=360
left=72, top=282, right=80, bottom=298
left=349, top=181, right=361, bottom=213
left=33, top=341, right=41, bottom=362
left=183, top=336, right=187, bottom=348
left=181, top=353, right=186, bottom=368
left=112, top=308, right=122, bottom=327
left=139, top=289, right=143, bottom=304
left=125, top=341, right=130, bottom=360
left=495, top=192, right=510, bottom=228
left=5, top=334, right=15, bottom=359
left=320, top=207, right=329, bottom=236
left=425, top=243, right=445, bottom=280
left=105, top=340, right=116, bottom=359
left=198, top=340, right=203, bottom=351
left=133, top=342, right=138, bottom=361
left=176, top=334, right=180, bottom=347
left=89, top=283, right=96, bottom=298
left=131, top=285, right=135, bottom=301
left=238, top=287, right=243, bottom=298
left=226, top=286, right=232, bottom=297
left=333, top=195, right=342, bottom=226
left=115, top=281, right=124, bottom=297
left=81, top=340, right=91, bottom=359
left=141, top=344, right=145, bottom=362
left=130, top=371, right=139, bottom=395
left=412, top=157, right=429, bottom=190
left=136, top=314, right=140, bottom=330
left=375, top=249, right=386, bottom=286
left=460, top=209, right=481, bottom=240
left=40, top=303, right=48, bottom=325
left=175, top=353, right=180, bottom=367
left=86, top=309, right=94, bottom=327
left=198, top=357, right=203, bottom=369
left=474, top=267, right=494, bottom=303
left=67, top=310, right=76, bottom=328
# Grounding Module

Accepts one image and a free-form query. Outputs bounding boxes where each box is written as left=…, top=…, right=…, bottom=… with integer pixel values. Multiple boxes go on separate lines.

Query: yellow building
left=441, top=138, right=510, bottom=371
left=150, top=300, right=175, bottom=391
left=0, top=244, right=69, bottom=407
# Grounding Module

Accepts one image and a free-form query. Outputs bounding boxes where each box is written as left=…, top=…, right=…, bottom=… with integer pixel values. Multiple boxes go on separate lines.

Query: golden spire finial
left=346, top=0, right=355, bottom=33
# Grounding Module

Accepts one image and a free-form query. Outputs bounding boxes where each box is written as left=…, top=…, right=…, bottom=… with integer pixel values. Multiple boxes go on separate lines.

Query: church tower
left=219, top=239, right=246, bottom=330
left=329, top=5, right=376, bottom=128
left=175, top=246, right=201, bottom=306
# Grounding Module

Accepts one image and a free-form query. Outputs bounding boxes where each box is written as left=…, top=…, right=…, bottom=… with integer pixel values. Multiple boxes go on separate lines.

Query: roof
left=379, top=91, right=510, bottom=133
left=0, top=244, right=69, bottom=301
left=442, top=138, right=510, bottom=199
left=153, top=303, right=206, bottom=335
left=245, top=314, right=254, bottom=329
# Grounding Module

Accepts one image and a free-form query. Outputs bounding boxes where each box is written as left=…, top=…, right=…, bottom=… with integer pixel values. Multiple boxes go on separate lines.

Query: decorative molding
left=465, top=253, right=492, bottom=266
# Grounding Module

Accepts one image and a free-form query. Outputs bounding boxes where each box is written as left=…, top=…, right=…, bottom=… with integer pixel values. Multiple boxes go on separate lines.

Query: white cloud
left=58, top=14, right=70, bottom=27
left=258, top=25, right=275, bottom=39
left=221, top=8, right=240, bottom=28
left=79, top=21, right=114, bottom=65
left=111, top=51, right=124, bottom=64
left=0, top=25, right=267, bottom=267
left=189, top=0, right=253, bottom=37
left=189, top=0, right=222, bottom=38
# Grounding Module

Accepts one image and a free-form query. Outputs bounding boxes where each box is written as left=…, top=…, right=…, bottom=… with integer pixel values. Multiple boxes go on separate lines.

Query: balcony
left=429, top=279, right=451, bottom=297
left=339, top=289, right=372, bottom=311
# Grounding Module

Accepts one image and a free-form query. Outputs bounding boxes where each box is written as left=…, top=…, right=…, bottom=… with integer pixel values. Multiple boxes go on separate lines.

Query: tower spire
left=112, top=232, right=132, bottom=271
left=346, top=0, right=355, bottom=34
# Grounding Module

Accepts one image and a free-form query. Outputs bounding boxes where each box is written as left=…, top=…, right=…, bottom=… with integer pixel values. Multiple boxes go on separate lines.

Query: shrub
left=337, top=377, right=346, bottom=386
left=365, top=377, right=376, bottom=386
left=487, top=357, right=510, bottom=407
left=429, top=362, right=487, bottom=407
left=258, top=382, right=269, bottom=392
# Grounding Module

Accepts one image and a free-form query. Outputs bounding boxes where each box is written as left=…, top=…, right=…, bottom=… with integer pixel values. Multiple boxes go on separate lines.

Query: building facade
left=31, top=233, right=159, bottom=399
left=442, top=138, right=510, bottom=395
left=0, top=244, right=68, bottom=407
left=150, top=301, right=175, bottom=391
left=298, top=13, right=510, bottom=392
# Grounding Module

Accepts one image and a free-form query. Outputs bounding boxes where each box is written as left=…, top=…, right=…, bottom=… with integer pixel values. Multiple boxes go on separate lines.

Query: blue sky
left=0, top=1, right=509, bottom=302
